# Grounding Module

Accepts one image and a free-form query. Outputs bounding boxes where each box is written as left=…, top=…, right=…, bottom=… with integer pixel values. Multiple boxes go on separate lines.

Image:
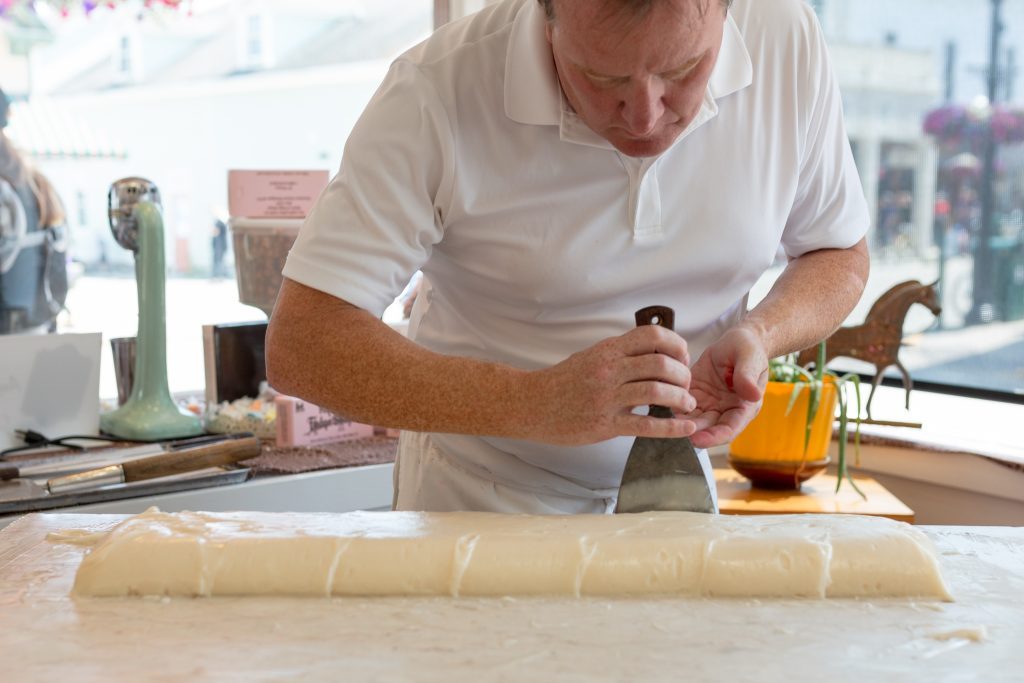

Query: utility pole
left=936, top=41, right=958, bottom=329
left=944, top=42, right=957, bottom=102
left=1005, top=46, right=1017, bottom=101
left=966, top=0, right=1004, bottom=325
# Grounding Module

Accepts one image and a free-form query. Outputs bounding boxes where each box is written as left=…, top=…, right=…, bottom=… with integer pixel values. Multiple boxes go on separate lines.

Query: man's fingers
left=689, top=407, right=759, bottom=448
left=685, top=411, right=721, bottom=433
left=616, top=414, right=698, bottom=439
left=618, top=381, right=697, bottom=415
left=689, top=426, right=734, bottom=448
left=616, top=354, right=692, bottom=390
left=619, top=325, right=689, bottom=365
left=730, top=361, right=768, bottom=403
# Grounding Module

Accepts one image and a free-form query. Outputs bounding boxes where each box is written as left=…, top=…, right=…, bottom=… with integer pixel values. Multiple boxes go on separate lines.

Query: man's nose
left=620, top=78, right=665, bottom=136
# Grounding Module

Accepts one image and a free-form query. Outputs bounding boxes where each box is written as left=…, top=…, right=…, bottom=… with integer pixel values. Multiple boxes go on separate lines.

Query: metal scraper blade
left=615, top=407, right=715, bottom=513
left=614, top=304, right=715, bottom=514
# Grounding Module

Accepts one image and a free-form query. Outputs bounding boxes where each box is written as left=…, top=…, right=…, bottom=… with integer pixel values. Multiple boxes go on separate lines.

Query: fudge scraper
left=614, top=306, right=715, bottom=514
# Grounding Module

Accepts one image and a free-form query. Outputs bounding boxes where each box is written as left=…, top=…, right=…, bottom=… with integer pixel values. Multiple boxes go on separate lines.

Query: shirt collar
left=708, top=11, right=753, bottom=99
left=504, top=0, right=561, bottom=126
left=504, top=1, right=753, bottom=127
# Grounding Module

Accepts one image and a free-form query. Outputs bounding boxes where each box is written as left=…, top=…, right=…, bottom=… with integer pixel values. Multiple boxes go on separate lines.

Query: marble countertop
left=2, top=513, right=1022, bottom=683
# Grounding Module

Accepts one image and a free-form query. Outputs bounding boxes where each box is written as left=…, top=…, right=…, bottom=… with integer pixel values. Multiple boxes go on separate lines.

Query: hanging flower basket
left=924, top=103, right=1024, bottom=151
left=0, top=0, right=187, bottom=18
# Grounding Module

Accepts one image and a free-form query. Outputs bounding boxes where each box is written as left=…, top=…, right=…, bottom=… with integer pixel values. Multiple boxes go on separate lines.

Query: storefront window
left=756, top=0, right=1024, bottom=401
left=3, top=0, right=1021, bottom=403
left=1, top=0, right=432, bottom=396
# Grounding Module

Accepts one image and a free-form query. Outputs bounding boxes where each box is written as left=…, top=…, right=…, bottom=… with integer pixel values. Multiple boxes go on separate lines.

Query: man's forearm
left=266, top=279, right=533, bottom=438
left=739, top=237, right=870, bottom=359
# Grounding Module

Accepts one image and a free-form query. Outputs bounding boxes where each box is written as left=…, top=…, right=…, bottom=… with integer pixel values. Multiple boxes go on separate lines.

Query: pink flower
left=924, top=103, right=1024, bottom=149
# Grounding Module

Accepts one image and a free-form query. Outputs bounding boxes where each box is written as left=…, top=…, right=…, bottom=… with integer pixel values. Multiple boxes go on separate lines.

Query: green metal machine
left=99, top=178, right=203, bottom=441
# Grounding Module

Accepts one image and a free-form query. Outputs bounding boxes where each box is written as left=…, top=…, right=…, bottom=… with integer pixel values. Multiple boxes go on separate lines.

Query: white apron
left=392, top=431, right=719, bottom=515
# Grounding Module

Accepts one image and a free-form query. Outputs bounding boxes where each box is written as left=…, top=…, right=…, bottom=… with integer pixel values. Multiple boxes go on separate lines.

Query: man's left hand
left=682, top=326, right=769, bottom=448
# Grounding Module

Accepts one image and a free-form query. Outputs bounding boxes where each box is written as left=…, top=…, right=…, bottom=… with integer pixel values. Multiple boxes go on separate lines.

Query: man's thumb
left=731, top=363, right=767, bottom=402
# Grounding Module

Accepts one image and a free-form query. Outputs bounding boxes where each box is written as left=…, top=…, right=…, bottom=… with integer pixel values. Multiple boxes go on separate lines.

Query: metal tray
left=0, top=467, right=252, bottom=515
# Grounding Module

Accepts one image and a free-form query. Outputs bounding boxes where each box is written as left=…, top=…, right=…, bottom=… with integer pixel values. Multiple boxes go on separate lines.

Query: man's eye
left=588, top=75, right=627, bottom=88
left=665, top=70, right=693, bottom=82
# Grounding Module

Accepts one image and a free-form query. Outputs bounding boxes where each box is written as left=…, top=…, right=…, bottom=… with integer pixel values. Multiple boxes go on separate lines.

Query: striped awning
left=6, top=99, right=127, bottom=160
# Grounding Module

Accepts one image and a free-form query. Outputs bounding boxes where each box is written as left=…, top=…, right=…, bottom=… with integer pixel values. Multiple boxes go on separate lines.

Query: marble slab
left=2, top=513, right=1022, bottom=682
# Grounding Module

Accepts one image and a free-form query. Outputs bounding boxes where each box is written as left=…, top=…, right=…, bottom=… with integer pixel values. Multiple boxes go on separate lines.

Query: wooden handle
left=635, top=306, right=676, bottom=419
left=122, top=436, right=262, bottom=482
left=635, top=305, right=674, bottom=331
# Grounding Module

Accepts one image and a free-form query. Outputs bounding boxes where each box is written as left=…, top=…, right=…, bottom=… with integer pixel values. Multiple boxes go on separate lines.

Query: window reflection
left=788, top=0, right=1024, bottom=398
left=1, top=0, right=431, bottom=396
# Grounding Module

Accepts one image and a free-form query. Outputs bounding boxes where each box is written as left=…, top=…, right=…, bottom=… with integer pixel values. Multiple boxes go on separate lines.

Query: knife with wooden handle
left=46, top=436, right=262, bottom=495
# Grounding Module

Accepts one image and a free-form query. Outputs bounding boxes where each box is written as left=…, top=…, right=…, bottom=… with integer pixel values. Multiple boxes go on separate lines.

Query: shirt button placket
left=631, top=156, right=663, bottom=243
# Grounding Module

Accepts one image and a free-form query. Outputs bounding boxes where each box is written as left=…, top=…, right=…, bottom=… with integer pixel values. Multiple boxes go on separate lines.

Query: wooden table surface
left=714, top=468, right=915, bottom=523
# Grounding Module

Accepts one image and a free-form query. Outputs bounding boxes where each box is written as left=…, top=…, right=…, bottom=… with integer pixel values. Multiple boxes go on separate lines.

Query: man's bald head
left=538, top=0, right=734, bottom=23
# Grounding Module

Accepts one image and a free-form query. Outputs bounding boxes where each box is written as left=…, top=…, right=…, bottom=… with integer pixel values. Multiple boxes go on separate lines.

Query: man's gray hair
left=538, top=0, right=734, bottom=22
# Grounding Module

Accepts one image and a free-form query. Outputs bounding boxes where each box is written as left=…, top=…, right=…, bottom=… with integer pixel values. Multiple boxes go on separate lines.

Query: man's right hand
left=269, top=279, right=698, bottom=447
left=523, top=325, right=699, bottom=445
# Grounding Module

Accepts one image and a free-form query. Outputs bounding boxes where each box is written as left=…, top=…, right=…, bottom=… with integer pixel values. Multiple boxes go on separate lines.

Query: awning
left=6, top=98, right=127, bottom=160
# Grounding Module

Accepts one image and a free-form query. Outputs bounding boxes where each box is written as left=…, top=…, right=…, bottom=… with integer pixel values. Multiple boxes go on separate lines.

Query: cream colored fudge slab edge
left=67, top=509, right=952, bottom=600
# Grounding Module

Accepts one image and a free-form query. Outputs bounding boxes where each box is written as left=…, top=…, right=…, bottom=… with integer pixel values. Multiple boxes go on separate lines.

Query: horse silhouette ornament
left=796, top=280, right=941, bottom=419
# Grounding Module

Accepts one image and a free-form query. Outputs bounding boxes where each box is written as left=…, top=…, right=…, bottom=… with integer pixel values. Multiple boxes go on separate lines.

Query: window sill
left=715, top=384, right=1024, bottom=506
left=850, top=384, right=1023, bottom=467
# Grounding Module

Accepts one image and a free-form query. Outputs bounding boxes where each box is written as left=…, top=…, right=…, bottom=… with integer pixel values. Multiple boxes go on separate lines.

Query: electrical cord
left=0, top=429, right=253, bottom=459
left=0, top=429, right=153, bottom=458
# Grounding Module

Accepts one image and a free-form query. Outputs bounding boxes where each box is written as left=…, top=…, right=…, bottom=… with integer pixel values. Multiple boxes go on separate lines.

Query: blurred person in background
left=0, top=87, right=69, bottom=334
left=210, top=205, right=230, bottom=279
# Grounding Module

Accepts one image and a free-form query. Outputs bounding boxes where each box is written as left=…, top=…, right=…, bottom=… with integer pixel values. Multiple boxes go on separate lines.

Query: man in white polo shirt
left=266, top=0, right=870, bottom=514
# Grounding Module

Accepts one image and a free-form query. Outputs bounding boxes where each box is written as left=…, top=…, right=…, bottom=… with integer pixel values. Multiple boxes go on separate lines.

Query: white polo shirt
left=283, top=0, right=870, bottom=505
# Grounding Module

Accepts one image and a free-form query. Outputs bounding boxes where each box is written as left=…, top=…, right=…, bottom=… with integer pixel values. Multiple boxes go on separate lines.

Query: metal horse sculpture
left=796, top=280, right=941, bottom=419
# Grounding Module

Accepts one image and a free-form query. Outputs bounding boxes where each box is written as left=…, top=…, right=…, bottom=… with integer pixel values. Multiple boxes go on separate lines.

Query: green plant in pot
left=728, top=342, right=864, bottom=496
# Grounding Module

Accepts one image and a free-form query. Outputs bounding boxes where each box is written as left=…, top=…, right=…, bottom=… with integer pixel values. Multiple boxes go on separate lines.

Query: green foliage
left=767, top=341, right=864, bottom=498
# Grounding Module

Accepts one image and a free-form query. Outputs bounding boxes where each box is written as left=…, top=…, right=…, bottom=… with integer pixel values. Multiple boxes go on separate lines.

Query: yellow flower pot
left=728, top=379, right=837, bottom=489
